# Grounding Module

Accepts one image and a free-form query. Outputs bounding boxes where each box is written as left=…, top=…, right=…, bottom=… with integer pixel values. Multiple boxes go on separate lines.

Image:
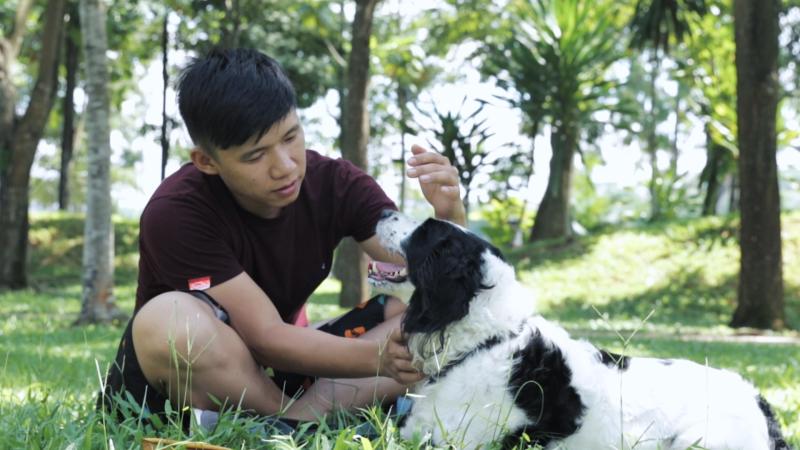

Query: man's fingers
left=389, top=327, right=407, bottom=344
left=406, top=163, right=457, bottom=178
left=408, top=146, right=449, bottom=166
left=394, top=366, right=425, bottom=385
left=391, top=349, right=414, bottom=361
left=382, top=328, right=424, bottom=385
left=414, top=170, right=460, bottom=188
left=410, top=144, right=429, bottom=156
left=407, top=154, right=449, bottom=168
left=394, top=359, right=418, bottom=373
left=385, top=329, right=413, bottom=360
left=398, top=372, right=425, bottom=385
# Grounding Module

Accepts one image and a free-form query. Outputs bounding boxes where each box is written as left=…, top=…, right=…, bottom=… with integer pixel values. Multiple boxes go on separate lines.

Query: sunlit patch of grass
left=306, top=278, right=347, bottom=323
left=516, top=211, right=800, bottom=335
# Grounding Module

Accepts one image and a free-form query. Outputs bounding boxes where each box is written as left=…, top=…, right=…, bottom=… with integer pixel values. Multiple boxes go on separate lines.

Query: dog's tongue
left=368, top=260, right=407, bottom=282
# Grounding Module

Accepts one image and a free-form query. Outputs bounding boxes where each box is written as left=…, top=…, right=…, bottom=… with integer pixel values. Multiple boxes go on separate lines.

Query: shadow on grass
left=505, top=235, right=600, bottom=272
left=784, top=281, right=800, bottom=329
left=545, top=267, right=738, bottom=328
left=548, top=266, right=799, bottom=331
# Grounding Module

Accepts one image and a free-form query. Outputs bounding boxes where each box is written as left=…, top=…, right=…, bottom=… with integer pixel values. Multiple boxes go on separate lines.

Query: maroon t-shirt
left=135, top=150, right=396, bottom=323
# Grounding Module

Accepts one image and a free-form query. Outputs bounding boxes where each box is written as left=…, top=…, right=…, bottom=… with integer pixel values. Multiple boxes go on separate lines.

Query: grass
left=0, top=211, right=798, bottom=448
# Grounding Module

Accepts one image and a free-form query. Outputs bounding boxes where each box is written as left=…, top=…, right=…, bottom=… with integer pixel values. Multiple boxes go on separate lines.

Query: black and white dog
left=371, top=211, right=791, bottom=450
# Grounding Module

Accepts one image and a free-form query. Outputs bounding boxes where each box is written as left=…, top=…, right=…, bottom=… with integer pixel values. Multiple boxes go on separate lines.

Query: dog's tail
left=757, top=395, right=794, bottom=450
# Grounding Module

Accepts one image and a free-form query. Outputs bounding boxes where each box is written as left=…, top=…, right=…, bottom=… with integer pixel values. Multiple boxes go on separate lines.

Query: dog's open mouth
left=368, top=260, right=408, bottom=283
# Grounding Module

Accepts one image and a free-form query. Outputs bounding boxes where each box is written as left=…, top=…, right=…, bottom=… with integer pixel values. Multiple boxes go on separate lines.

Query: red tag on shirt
left=188, top=276, right=211, bottom=290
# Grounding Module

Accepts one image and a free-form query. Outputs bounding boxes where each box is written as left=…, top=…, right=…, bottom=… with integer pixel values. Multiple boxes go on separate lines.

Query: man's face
left=200, top=110, right=307, bottom=219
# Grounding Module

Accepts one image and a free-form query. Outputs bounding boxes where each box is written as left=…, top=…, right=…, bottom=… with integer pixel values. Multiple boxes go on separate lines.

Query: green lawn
left=0, top=212, right=798, bottom=449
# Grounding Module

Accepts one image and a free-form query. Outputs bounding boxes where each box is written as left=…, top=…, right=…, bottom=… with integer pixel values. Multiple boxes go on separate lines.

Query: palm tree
left=628, top=0, right=709, bottom=221
left=480, top=0, right=628, bottom=241
left=628, top=0, right=708, bottom=55
left=424, top=99, right=495, bottom=220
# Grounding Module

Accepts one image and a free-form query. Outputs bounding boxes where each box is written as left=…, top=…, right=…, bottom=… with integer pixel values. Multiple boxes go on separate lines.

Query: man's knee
left=132, top=292, right=228, bottom=370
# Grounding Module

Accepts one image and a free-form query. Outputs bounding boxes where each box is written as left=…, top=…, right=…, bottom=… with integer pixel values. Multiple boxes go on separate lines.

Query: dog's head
left=374, top=210, right=506, bottom=336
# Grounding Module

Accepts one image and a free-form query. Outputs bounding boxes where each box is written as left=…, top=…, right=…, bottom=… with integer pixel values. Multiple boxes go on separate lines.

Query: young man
left=98, top=48, right=466, bottom=426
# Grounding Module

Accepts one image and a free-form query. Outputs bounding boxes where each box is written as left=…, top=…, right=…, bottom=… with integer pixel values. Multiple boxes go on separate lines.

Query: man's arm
left=204, top=271, right=420, bottom=384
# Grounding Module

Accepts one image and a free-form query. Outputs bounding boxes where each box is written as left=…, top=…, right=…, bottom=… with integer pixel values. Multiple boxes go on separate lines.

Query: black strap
left=427, top=326, right=524, bottom=384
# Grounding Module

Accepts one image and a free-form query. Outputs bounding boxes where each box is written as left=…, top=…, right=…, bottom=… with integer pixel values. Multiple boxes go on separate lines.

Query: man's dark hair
left=177, top=48, right=297, bottom=154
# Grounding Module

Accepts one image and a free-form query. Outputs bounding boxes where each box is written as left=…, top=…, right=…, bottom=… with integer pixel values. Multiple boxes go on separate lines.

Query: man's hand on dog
left=406, top=144, right=466, bottom=226
left=379, top=328, right=424, bottom=385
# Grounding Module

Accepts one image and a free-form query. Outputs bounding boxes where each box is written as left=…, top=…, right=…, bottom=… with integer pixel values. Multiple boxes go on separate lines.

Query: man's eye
left=285, top=134, right=296, bottom=143
left=245, top=152, right=264, bottom=162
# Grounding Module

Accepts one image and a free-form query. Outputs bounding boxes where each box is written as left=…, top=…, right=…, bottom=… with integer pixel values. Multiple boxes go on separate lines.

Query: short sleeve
left=332, top=159, right=397, bottom=242
left=139, top=196, right=244, bottom=291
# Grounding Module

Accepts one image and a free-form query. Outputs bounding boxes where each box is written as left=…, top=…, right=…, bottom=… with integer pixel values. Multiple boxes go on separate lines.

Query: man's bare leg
left=133, top=293, right=411, bottom=421
left=133, top=292, right=318, bottom=420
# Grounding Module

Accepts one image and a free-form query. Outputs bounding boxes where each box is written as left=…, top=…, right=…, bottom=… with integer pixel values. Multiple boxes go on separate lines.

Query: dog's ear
left=402, top=219, right=488, bottom=334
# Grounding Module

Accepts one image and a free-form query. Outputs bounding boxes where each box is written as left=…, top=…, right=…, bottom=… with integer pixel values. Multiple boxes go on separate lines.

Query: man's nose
left=269, top=147, right=296, bottom=178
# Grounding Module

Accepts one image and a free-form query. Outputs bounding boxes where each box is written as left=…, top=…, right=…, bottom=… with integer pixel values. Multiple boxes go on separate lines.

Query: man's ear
left=190, top=147, right=220, bottom=175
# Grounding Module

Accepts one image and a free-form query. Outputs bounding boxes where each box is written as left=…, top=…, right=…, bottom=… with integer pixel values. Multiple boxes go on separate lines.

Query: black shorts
left=97, top=292, right=390, bottom=426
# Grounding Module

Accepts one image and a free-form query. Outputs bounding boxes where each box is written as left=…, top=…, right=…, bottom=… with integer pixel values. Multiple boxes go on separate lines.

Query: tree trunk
left=397, top=83, right=408, bottom=212
left=646, top=55, right=662, bottom=222
left=529, top=123, right=577, bottom=242
left=701, top=116, right=721, bottom=216
left=330, top=1, right=348, bottom=284
left=0, top=0, right=66, bottom=288
left=59, top=4, right=80, bottom=210
left=511, top=138, right=538, bottom=248
left=336, top=0, right=380, bottom=308
left=728, top=171, right=739, bottom=213
left=76, top=0, right=124, bottom=324
left=663, top=81, right=682, bottom=210
left=1, top=0, right=36, bottom=161
left=701, top=148, right=723, bottom=216
left=731, top=0, right=784, bottom=330
left=221, top=0, right=241, bottom=49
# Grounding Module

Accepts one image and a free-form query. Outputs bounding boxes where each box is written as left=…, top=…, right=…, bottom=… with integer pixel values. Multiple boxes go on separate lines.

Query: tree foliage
left=477, top=0, right=630, bottom=241
left=629, top=0, right=709, bottom=56
left=423, top=98, right=495, bottom=219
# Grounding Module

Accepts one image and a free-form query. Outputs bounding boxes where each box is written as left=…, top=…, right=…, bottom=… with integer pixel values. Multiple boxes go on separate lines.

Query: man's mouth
left=274, top=179, right=299, bottom=195
left=368, top=260, right=408, bottom=283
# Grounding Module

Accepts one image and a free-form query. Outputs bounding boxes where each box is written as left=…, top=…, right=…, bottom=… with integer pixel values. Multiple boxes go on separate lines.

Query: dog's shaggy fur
left=373, top=211, right=791, bottom=450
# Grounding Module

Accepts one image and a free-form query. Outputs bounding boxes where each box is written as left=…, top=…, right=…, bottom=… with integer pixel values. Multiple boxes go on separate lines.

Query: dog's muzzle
left=375, top=210, right=420, bottom=258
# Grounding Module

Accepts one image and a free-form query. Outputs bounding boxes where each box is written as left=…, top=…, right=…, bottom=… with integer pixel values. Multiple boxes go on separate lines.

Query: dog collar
left=426, top=325, right=524, bottom=384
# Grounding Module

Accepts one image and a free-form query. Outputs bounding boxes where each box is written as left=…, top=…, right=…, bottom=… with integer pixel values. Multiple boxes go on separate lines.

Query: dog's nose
left=380, top=209, right=395, bottom=220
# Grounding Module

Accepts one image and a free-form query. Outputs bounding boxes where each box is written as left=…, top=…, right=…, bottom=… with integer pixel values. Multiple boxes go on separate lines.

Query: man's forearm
left=251, top=323, right=382, bottom=379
